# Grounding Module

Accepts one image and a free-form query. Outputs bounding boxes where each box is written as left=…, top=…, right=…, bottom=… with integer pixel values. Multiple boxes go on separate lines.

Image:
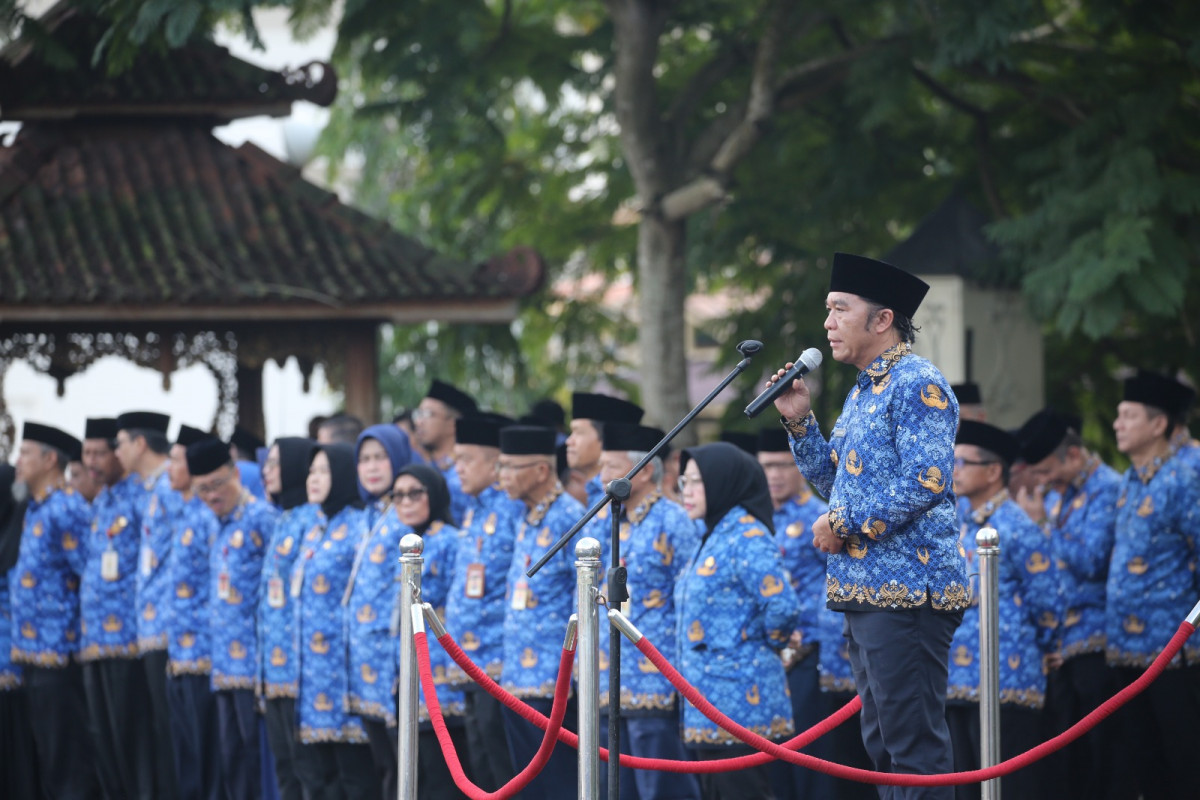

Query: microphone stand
left=527, top=339, right=763, bottom=800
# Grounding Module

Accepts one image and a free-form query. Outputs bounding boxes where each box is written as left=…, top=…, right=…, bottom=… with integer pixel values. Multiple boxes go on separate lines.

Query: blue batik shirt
left=166, top=494, right=218, bottom=675
left=1043, top=457, right=1122, bottom=659
left=1, top=566, right=20, bottom=689
left=10, top=485, right=89, bottom=667
left=1170, top=428, right=1200, bottom=473
left=817, top=602, right=855, bottom=694
left=210, top=492, right=276, bottom=691
left=239, top=460, right=267, bottom=501
left=80, top=473, right=147, bottom=661
left=788, top=342, right=969, bottom=612
left=675, top=506, right=799, bottom=747
left=445, top=485, right=524, bottom=688
left=947, top=494, right=1060, bottom=709
left=774, top=488, right=829, bottom=651
left=294, top=506, right=369, bottom=744
left=345, top=498, right=401, bottom=724
left=138, top=472, right=179, bottom=652
left=615, top=492, right=697, bottom=715
left=419, top=519, right=465, bottom=722
left=1106, top=452, right=1200, bottom=669
left=503, top=486, right=585, bottom=700
left=258, top=502, right=319, bottom=699
left=437, top=460, right=470, bottom=529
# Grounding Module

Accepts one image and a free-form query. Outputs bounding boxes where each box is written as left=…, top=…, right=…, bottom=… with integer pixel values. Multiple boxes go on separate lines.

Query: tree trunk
left=636, top=214, right=692, bottom=442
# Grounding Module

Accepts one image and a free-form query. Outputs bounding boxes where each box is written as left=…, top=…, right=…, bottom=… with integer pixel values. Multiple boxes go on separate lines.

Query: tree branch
left=664, top=41, right=748, bottom=129
left=606, top=0, right=673, bottom=195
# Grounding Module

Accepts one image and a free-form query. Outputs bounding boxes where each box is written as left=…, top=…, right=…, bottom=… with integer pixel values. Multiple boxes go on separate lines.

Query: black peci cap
left=756, top=427, right=791, bottom=453
left=602, top=423, right=664, bottom=453
left=571, top=392, right=644, bottom=425
left=426, top=379, right=479, bottom=417
left=230, top=426, right=265, bottom=456
left=1123, top=370, right=1196, bottom=419
left=116, top=411, right=170, bottom=434
left=956, top=420, right=1020, bottom=465
left=84, top=417, right=119, bottom=441
left=829, top=252, right=930, bottom=319
left=186, top=438, right=232, bottom=477
left=22, top=422, right=81, bottom=459
left=951, top=382, right=982, bottom=406
left=455, top=413, right=514, bottom=449
left=719, top=431, right=758, bottom=455
left=499, top=425, right=557, bottom=456
left=1016, top=409, right=1069, bottom=465
left=176, top=424, right=216, bottom=449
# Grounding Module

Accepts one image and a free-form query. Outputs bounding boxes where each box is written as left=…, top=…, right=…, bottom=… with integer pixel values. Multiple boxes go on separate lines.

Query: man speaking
left=769, top=252, right=968, bottom=799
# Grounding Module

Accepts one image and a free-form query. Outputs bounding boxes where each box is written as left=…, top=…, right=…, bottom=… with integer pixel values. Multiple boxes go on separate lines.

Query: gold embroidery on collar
left=864, top=342, right=911, bottom=381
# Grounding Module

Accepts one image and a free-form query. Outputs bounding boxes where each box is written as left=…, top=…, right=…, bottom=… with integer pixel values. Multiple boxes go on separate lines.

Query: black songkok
left=756, top=427, right=791, bottom=453
left=116, top=411, right=170, bottom=434
left=186, top=439, right=231, bottom=477
left=951, top=382, right=982, bottom=406
left=499, top=426, right=556, bottom=456
left=1016, top=409, right=1069, bottom=465
left=719, top=431, right=758, bottom=455
left=828, top=252, right=929, bottom=320
left=426, top=379, right=479, bottom=416
left=603, top=423, right=664, bottom=453
left=956, top=420, right=1020, bottom=465
left=176, top=425, right=215, bottom=448
left=456, top=413, right=514, bottom=449
left=22, top=422, right=80, bottom=458
left=84, top=418, right=119, bottom=442
left=570, top=393, right=644, bottom=425
left=1123, top=370, right=1196, bottom=419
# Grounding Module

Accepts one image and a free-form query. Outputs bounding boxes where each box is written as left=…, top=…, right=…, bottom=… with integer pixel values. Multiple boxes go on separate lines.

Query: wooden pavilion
left=0, top=4, right=544, bottom=451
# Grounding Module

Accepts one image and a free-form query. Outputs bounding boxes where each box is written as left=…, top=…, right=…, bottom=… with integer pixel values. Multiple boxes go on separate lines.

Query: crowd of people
left=0, top=256, right=1197, bottom=800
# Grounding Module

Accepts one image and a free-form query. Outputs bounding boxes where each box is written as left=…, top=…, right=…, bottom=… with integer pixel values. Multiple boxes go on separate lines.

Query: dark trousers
left=83, top=657, right=156, bottom=800
left=626, top=712, right=701, bottom=800
left=0, top=686, right=43, bottom=800
left=463, top=690, right=516, bottom=791
left=215, top=688, right=262, bottom=800
left=166, top=673, right=221, bottom=800
left=770, top=648, right=831, bottom=800
left=822, top=690, right=878, bottom=800
left=1040, top=652, right=1134, bottom=800
left=692, top=744, right=776, bottom=800
left=364, top=717, right=398, bottom=800
left=1112, top=665, right=1200, bottom=800
left=419, top=726, right=471, bottom=800
left=296, top=741, right=380, bottom=800
left=946, top=702, right=1042, bottom=800
left=501, top=697, right=578, bottom=800
left=142, top=650, right=181, bottom=800
left=24, top=662, right=101, bottom=800
left=844, top=607, right=961, bottom=800
left=597, top=711, right=636, bottom=800
left=263, top=697, right=303, bottom=800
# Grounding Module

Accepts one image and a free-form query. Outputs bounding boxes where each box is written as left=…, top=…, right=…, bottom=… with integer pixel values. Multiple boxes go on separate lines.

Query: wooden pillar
left=236, top=360, right=266, bottom=440
left=343, top=322, right=380, bottom=424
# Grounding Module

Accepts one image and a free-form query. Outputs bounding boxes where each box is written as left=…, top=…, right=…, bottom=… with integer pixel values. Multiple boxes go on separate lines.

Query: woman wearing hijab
left=291, top=443, right=380, bottom=800
left=392, top=463, right=469, bottom=800
left=344, top=424, right=417, bottom=798
left=675, top=442, right=801, bottom=800
left=0, top=463, right=40, bottom=799
left=257, top=437, right=319, bottom=800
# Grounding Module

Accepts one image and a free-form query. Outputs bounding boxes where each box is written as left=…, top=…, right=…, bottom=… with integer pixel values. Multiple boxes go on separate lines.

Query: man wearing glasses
left=413, top=379, right=478, bottom=524
left=187, top=437, right=278, bottom=800
left=769, top=252, right=968, bottom=800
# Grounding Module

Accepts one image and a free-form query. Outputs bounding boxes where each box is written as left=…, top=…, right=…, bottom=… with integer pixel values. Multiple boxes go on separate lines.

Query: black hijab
left=395, top=463, right=456, bottom=532
left=681, top=441, right=775, bottom=538
left=312, top=443, right=361, bottom=519
left=273, top=437, right=316, bottom=511
left=0, top=464, right=25, bottom=573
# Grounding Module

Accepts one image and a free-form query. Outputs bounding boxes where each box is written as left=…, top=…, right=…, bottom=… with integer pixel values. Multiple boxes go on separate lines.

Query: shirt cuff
left=781, top=412, right=817, bottom=438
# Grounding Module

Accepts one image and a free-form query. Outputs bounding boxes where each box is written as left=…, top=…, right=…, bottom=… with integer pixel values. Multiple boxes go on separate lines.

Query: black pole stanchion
left=526, top=339, right=764, bottom=800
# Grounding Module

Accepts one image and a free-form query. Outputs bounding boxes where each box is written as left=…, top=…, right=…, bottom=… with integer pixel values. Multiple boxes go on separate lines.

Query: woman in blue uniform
left=675, top=441, right=801, bottom=800
left=393, top=463, right=469, bottom=800
left=293, top=443, right=379, bottom=799
left=344, top=424, right=416, bottom=798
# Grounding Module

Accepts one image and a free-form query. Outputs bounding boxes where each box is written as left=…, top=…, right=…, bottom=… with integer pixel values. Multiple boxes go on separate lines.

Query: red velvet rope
left=415, top=631, right=575, bottom=800
left=433, top=631, right=863, bottom=773
left=637, top=622, right=1197, bottom=786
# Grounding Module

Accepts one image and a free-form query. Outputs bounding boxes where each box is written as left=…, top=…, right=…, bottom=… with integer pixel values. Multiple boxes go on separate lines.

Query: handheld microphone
left=743, top=348, right=823, bottom=418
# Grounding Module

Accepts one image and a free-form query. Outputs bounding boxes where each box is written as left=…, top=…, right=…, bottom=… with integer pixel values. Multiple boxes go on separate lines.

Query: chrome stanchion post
left=576, top=537, right=602, bottom=800
left=397, top=533, right=424, bottom=800
left=977, top=525, right=1001, bottom=800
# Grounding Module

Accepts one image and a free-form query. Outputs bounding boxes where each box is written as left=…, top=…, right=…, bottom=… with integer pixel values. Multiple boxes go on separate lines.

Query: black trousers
left=165, top=673, right=221, bottom=800
left=83, top=657, right=156, bottom=800
left=1040, top=652, right=1134, bottom=800
left=263, top=697, right=303, bottom=800
left=0, top=686, right=43, bottom=800
left=844, top=608, right=961, bottom=800
left=364, top=717, right=398, bottom=800
left=142, top=650, right=181, bottom=800
left=463, top=689, right=516, bottom=791
left=1112, top=664, right=1200, bottom=800
left=215, top=688, right=262, bottom=800
left=295, top=740, right=380, bottom=800
left=692, top=744, right=777, bottom=800
left=770, top=647, right=829, bottom=800
left=822, top=690, right=878, bottom=800
left=946, top=702, right=1043, bottom=800
left=24, top=662, right=101, bottom=799
left=501, top=697, right=578, bottom=800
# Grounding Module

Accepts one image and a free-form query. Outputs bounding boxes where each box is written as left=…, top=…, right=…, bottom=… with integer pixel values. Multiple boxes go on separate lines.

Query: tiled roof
left=0, top=4, right=336, bottom=122
left=0, top=122, right=544, bottom=318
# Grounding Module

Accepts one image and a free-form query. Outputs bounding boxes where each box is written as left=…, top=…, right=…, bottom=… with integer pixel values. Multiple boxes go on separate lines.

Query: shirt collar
left=858, top=341, right=912, bottom=387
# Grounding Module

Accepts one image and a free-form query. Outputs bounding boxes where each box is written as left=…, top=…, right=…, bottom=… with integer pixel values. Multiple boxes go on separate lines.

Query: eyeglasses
left=677, top=476, right=702, bottom=494
left=954, top=457, right=998, bottom=469
left=194, top=472, right=233, bottom=496
left=411, top=408, right=448, bottom=422
left=495, top=461, right=544, bottom=474
left=392, top=488, right=428, bottom=503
